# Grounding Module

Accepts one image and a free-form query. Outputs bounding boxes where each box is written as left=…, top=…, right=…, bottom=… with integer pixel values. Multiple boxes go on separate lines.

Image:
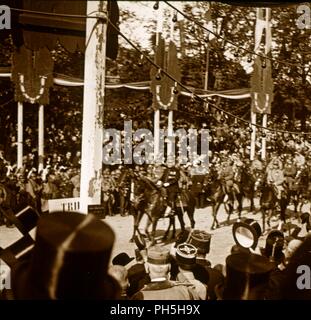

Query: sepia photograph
left=0, top=0, right=311, bottom=305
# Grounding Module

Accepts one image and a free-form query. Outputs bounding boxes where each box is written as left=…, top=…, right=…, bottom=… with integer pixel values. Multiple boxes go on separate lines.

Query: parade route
left=1, top=199, right=307, bottom=267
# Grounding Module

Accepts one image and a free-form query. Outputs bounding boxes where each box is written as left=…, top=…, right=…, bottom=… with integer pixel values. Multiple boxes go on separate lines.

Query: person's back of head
left=281, top=235, right=311, bottom=300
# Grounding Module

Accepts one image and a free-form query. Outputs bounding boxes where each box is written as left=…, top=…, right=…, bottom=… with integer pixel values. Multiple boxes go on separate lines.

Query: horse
left=292, top=167, right=311, bottom=213
left=129, top=171, right=195, bottom=245
left=203, top=168, right=234, bottom=230
left=257, top=177, right=290, bottom=233
left=258, top=180, right=277, bottom=233
left=233, top=167, right=256, bottom=219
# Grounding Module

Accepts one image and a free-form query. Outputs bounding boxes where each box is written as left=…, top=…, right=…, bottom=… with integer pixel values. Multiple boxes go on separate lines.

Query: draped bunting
left=0, top=67, right=251, bottom=100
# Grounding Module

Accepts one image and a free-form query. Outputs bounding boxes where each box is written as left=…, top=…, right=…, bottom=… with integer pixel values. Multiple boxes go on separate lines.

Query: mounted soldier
left=157, top=158, right=181, bottom=217
left=266, top=159, right=285, bottom=200
left=219, top=159, right=234, bottom=202
left=283, top=157, right=297, bottom=190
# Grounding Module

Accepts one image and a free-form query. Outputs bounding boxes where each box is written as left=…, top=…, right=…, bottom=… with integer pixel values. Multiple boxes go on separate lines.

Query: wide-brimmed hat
left=11, top=212, right=120, bottom=300
left=223, top=252, right=276, bottom=300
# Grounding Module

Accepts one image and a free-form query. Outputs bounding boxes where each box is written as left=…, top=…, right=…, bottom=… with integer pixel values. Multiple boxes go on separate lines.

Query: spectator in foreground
left=11, top=211, right=120, bottom=299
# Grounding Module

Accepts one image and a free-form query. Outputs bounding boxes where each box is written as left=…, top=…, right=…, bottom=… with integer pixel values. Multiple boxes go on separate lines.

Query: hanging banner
left=11, top=45, right=54, bottom=105
left=251, top=8, right=273, bottom=114
left=150, top=37, right=181, bottom=111
left=251, top=57, right=273, bottom=114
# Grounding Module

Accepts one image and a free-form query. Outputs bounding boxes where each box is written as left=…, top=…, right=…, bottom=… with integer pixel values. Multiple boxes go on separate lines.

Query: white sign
left=48, top=198, right=81, bottom=213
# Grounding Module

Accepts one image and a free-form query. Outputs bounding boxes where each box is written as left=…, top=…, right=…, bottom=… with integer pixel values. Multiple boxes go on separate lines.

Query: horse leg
left=150, top=218, right=158, bottom=246
left=211, top=203, right=220, bottom=230
left=187, top=206, right=196, bottom=229
left=175, top=207, right=185, bottom=232
left=130, top=209, right=142, bottom=242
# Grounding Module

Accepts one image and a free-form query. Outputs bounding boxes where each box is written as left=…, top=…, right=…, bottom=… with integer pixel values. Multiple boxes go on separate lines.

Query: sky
left=118, top=1, right=187, bottom=49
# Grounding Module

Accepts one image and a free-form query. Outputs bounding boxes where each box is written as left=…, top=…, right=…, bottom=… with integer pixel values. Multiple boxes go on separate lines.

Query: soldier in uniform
left=118, top=167, right=132, bottom=217
left=219, top=159, right=234, bottom=201
left=101, top=168, right=116, bottom=217
left=157, top=159, right=181, bottom=216
left=131, top=245, right=200, bottom=300
left=283, top=157, right=297, bottom=190
left=267, top=160, right=285, bottom=200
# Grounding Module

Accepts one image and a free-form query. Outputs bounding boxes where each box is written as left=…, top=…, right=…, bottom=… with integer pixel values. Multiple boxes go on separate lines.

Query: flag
left=251, top=8, right=273, bottom=114
left=150, top=37, right=181, bottom=111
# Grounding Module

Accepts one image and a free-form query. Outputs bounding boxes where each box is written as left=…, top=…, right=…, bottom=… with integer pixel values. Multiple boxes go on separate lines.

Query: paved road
left=1, top=198, right=308, bottom=267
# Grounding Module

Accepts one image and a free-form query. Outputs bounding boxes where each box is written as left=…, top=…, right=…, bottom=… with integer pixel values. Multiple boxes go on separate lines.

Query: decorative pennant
left=11, top=46, right=54, bottom=105
left=150, top=37, right=181, bottom=111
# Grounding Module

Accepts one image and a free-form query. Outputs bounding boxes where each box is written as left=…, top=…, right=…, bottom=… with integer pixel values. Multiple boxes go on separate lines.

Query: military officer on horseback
left=283, top=157, right=297, bottom=190
left=219, top=159, right=234, bottom=202
left=157, top=158, right=181, bottom=217
left=266, top=159, right=285, bottom=200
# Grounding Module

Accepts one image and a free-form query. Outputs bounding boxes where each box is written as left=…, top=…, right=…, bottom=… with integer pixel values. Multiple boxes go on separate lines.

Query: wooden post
left=250, top=111, right=257, bottom=160
left=261, top=8, right=271, bottom=160
left=17, top=101, right=23, bottom=169
left=261, top=113, right=267, bottom=160
left=38, top=104, right=44, bottom=172
left=80, top=0, right=107, bottom=214
left=154, top=5, right=163, bottom=164
left=168, top=110, right=174, bottom=160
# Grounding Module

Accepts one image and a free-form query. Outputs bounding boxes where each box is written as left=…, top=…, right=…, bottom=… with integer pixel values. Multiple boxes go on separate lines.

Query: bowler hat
left=112, top=252, right=135, bottom=267
left=11, top=212, right=120, bottom=300
left=233, top=218, right=262, bottom=250
left=188, top=230, right=211, bottom=254
left=176, top=243, right=197, bottom=270
left=223, top=253, right=275, bottom=300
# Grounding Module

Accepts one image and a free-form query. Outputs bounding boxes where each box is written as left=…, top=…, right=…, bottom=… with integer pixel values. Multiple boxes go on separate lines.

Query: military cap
left=175, top=243, right=197, bottom=270
left=188, top=230, right=211, bottom=254
left=147, top=245, right=171, bottom=265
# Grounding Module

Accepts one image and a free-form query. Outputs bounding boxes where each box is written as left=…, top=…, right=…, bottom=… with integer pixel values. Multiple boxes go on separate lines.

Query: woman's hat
left=11, top=211, right=120, bottom=300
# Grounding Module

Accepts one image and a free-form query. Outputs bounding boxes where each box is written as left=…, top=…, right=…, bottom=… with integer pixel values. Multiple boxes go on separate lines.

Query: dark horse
left=233, top=167, right=256, bottom=219
left=258, top=177, right=290, bottom=233
left=203, top=168, right=234, bottom=230
left=128, top=171, right=195, bottom=245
